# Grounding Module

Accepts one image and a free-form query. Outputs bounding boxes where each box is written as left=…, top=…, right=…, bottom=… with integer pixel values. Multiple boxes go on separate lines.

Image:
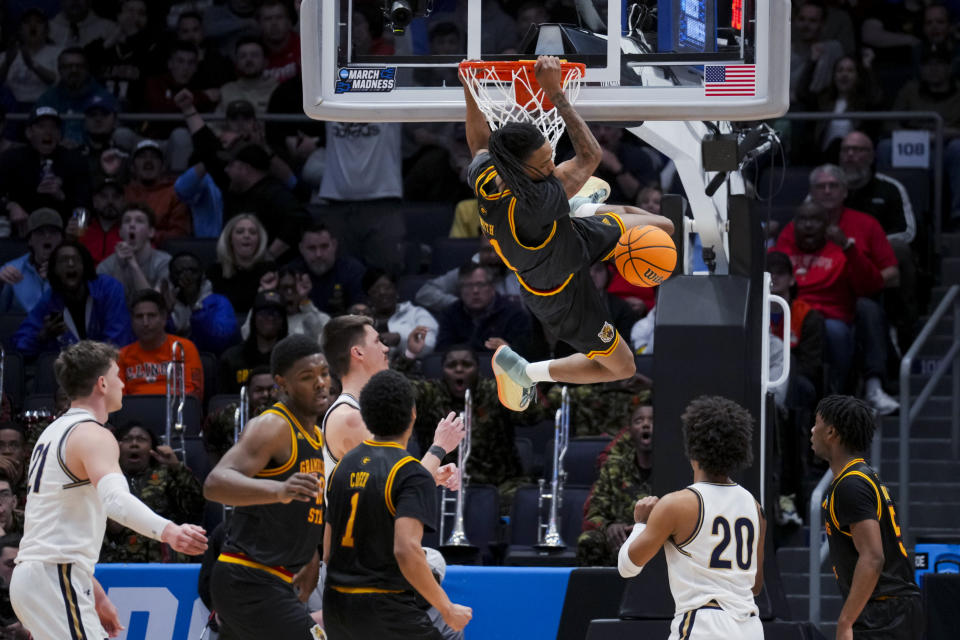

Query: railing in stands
left=898, top=284, right=960, bottom=543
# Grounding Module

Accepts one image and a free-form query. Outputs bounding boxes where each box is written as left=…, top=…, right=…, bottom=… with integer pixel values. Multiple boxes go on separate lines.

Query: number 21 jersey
left=663, top=482, right=761, bottom=619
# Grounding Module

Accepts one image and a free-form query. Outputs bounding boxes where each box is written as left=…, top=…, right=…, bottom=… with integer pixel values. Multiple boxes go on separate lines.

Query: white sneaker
left=865, top=387, right=900, bottom=416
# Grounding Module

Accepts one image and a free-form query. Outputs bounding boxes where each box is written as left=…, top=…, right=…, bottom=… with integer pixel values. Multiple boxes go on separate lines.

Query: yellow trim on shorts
left=384, top=456, right=418, bottom=516
left=600, top=213, right=627, bottom=260
left=217, top=553, right=294, bottom=583
left=508, top=197, right=556, bottom=250
left=585, top=331, right=621, bottom=359
left=59, top=564, right=86, bottom=640
left=330, top=585, right=405, bottom=595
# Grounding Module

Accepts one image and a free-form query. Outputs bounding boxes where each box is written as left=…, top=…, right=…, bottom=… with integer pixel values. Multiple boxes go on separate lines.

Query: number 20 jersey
left=17, top=408, right=107, bottom=576
left=663, top=482, right=761, bottom=619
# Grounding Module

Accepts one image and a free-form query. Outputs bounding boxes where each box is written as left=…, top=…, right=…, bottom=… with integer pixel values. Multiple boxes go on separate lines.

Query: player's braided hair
left=681, top=396, right=754, bottom=477
left=816, top=395, right=876, bottom=453
left=488, top=122, right=548, bottom=209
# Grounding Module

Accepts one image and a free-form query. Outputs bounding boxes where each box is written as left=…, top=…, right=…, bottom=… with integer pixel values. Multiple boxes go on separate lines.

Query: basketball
left=613, top=226, right=677, bottom=287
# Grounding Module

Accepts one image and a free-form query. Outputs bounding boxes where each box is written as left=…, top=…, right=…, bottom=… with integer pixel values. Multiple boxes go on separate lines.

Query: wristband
left=427, top=445, right=447, bottom=460
left=617, top=522, right=647, bottom=578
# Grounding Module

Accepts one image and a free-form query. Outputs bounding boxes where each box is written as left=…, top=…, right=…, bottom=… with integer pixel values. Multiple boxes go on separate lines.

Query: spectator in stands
left=768, top=250, right=824, bottom=523
left=790, top=0, right=844, bottom=104
left=415, top=235, right=522, bottom=316
left=217, top=37, right=278, bottom=115
left=798, top=55, right=883, bottom=161
left=12, top=240, right=133, bottom=356
left=50, top=0, right=116, bottom=48
left=0, top=106, right=92, bottom=227
left=362, top=267, right=438, bottom=354
left=96, top=203, right=172, bottom=300
left=219, top=289, right=288, bottom=393
left=0, top=470, right=22, bottom=537
left=242, top=264, right=329, bottom=341
left=76, top=93, right=135, bottom=182
left=858, top=0, right=923, bottom=65
left=202, top=365, right=278, bottom=465
left=773, top=203, right=894, bottom=411
left=174, top=161, right=223, bottom=239
left=396, top=343, right=528, bottom=511
left=100, top=422, right=205, bottom=563
left=591, top=125, right=661, bottom=204
left=35, top=48, right=112, bottom=144
left=140, top=42, right=217, bottom=154
left=577, top=394, right=653, bottom=566
left=0, top=9, right=59, bottom=110
left=916, top=3, right=960, bottom=75
left=164, top=251, right=239, bottom=355
left=118, top=288, right=203, bottom=399
left=83, top=0, right=161, bottom=108
left=290, top=223, right=365, bottom=316
left=175, top=10, right=234, bottom=92
left=315, top=118, right=405, bottom=274
left=0, top=533, right=27, bottom=639
left=76, top=176, right=124, bottom=264
left=203, top=0, right=260, bottom=58
left=635, top=183, right=662, bottom=214
left=891, top=43, right=960, bottom=229
left=124, top=140, right=192, bottom=243
left=208, top=213, right=275, bottom=315
left=0, top=425, right=26, bottom=490
left=435, top=263, right=532, bottom=354
left=0, top=208, right=61, bottom=312
left=259, top=0, right=300, bottom=83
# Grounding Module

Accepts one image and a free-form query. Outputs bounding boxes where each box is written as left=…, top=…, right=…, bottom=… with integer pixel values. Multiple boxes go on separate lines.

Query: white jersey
left=16, top=408, right=107, bottom=575
left=320, top=393, right=361, bottom=484
left=664, top=482, right=761, bottom=620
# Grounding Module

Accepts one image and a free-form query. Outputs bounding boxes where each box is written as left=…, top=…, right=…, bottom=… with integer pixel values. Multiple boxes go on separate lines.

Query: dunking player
left=462, top=55, right=675, bottom=411
left=11, top=341, right=207, bottom=640
left=811, top=395, right=922, bottom=640
left=618, top=396, right=766, bottom=640
left=204, top=335, right=331, bottom=640
left=323, top=369, right=472, bottom=638
left=321, top=315, right=463, bottom=489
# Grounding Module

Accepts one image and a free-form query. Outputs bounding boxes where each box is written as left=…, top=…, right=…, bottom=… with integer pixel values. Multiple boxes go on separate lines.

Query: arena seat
left=109, top=394, right=203, bottom=437
left=32, top=351, right=59, bottom=394
left=184, top=435, right=211, bottom=481
left=544, top=436, right=612, bottom=486
left=514, top=436, right=534, bottom=476
left=402, top=201, right=456, bottom=248
left=199, top=352, right=219, bottom=404
left=585, top=619, right=671, bottom=639
left=431, top=238, right=479, bottom=274
left=758, top=165, right=813, bottom=207
left=0, top=313, right=25, bottom=349
left=419, top=351, right=444, bottom=379
left=515, top=419, right=556, bottom=477
left=883, top=167, right=931, bottom=218
left=423, top=483, right=501, bottom=565
left=22, top=394, right=54, bottom=412
left=397, top=273, right=430, bottom=302
left=160, top=237, right=219, bottom=270
left=1, top=350, right=24, bottom=411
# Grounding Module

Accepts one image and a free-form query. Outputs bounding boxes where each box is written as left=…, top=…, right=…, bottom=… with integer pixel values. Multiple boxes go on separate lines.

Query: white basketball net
left=460, top=62, right=586, bottom=155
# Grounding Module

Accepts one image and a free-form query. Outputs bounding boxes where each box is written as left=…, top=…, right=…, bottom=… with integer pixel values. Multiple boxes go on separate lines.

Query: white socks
left=525, top=361, right=555, bottom=383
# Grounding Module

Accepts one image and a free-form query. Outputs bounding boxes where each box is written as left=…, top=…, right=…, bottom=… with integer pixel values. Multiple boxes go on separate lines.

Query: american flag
left=704, top=65, right=756, bottom=96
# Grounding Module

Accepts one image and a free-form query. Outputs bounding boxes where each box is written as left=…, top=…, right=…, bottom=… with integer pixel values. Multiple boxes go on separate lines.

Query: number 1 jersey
left=663, top=482, right=761, bottom=620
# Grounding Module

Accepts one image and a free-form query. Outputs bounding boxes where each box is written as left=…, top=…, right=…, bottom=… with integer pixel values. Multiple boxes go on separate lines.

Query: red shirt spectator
left=773, top=204, right=883, bottom=323
left=777, top=206, right=898, bottom=273
left=259, top=1, right=300, bottom=83
left=79, top=177, right=124, bottom=264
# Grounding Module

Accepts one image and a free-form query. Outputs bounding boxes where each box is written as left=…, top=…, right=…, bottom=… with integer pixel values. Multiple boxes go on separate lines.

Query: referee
left=811, top=395, right=922, bottom=640
left=323, top=370, right=472, bottom=638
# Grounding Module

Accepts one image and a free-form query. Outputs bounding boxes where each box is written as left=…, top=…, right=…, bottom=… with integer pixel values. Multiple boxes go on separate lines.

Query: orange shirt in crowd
left=118, top=334, right=204, bottom=399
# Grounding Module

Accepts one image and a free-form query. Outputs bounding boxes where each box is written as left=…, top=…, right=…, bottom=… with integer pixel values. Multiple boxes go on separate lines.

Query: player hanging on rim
left=618, top=396, right=766, bottom=640
left=461, top=55, right=675, bottom=411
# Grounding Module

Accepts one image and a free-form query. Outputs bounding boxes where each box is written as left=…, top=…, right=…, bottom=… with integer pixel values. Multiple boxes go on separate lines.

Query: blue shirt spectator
left=13, top=241, right=133, bottom=357
left=174, top=165, right=223, bottom=239
left=165, top=252, right=240, bottom=355
left=0, top=208, right=62, bottom=312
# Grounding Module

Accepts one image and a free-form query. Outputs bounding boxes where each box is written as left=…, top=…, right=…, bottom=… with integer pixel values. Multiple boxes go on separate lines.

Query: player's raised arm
left=535, top=56, right=602, bottom=197
left=204, top=413, right=319, bottom=506
left=460, top=65, right=490, bottom=157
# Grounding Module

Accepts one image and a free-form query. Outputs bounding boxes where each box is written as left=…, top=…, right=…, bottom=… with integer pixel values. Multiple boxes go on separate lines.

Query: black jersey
left=326, top=440, right=437, bottom=593
left=822, top=458, right=920, bottom=599
left=222, top=402, right=326, bottom=573
left=468, top=152, right=590, bottom=294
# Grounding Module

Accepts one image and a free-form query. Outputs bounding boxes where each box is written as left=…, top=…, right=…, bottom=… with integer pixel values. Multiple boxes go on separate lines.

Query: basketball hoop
left=459, top=60, right=586, bottom=153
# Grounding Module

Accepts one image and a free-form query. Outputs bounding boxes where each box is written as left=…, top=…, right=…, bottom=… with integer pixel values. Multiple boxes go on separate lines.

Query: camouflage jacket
left=100, top=463, right=205, bottom=563
left=541, top=384, right=651, bottom=438
left=581, top=428, right=652, bottom=534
